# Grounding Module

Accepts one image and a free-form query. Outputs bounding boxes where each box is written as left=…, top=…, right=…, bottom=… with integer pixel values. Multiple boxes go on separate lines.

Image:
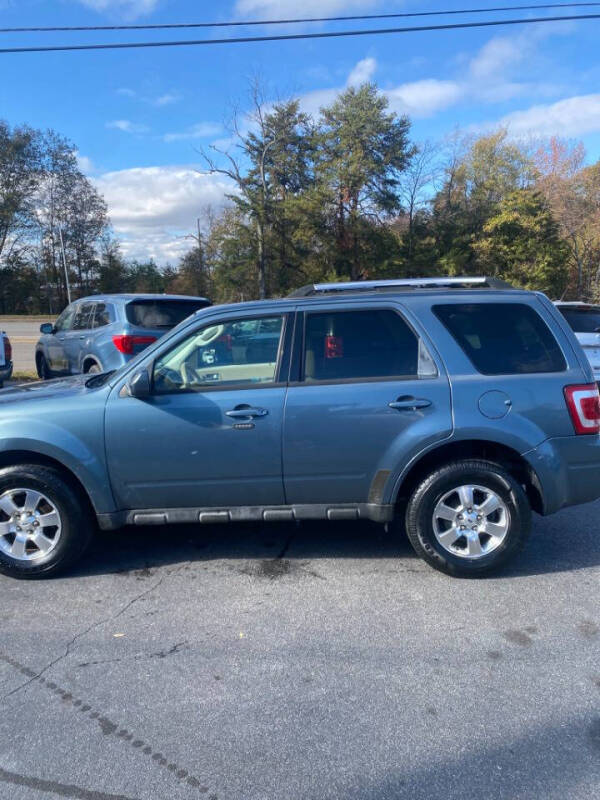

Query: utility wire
left=0, top=2, right=599, bottom=33
left=0, top=13, right=597, bottom=54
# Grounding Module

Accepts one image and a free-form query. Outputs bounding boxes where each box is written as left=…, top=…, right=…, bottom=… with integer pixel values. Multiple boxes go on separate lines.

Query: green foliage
left=473, top=190, right=569, bottom=297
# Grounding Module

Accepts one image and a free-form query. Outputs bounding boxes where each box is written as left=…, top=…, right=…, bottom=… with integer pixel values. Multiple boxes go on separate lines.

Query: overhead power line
left=0, top=13, right=598, bottom=54
left=1, top=2, right=599, bottom=33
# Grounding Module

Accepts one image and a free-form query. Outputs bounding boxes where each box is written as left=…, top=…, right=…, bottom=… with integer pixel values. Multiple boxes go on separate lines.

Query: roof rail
left=288, top=276, right=514, bottom=298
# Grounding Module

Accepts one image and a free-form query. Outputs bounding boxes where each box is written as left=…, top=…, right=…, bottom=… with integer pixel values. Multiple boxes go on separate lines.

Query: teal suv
left=1, top=277, right=599, bottom=579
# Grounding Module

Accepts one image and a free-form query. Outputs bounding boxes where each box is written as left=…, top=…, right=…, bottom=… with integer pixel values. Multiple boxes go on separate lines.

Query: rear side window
left=434, top=303, right=566, bottom=375
left=303, top=309, right=421, bottom=382
left=93, top=303, right=115, bottom=328
left=558, top=307, right=600, bottom=333
left=126, top=300, right=209, bottom=330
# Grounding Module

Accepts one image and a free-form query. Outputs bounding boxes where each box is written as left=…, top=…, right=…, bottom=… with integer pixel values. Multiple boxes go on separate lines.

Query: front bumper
left=524, top=434, right=600, bottom=515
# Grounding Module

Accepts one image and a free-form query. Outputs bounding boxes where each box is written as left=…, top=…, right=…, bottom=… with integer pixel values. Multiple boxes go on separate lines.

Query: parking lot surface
left=1, top=505, right=599, bottom=800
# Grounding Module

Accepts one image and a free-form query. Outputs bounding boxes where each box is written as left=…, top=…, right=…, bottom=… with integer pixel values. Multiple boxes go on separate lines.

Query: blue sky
left=1, top=0, right=599, bottom=262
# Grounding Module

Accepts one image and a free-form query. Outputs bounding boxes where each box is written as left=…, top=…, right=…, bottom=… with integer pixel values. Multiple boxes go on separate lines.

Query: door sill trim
left=97, top=503, right=394, bottom=530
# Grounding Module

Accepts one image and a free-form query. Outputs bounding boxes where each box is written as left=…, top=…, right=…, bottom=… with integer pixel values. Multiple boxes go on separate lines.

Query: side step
left=97, top=503, right=394, bottom=530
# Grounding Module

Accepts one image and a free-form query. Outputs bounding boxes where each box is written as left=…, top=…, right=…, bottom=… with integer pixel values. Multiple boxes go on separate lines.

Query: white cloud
left=106, top=119, right=149, bottom=134
left=94, top=166, right=232, bottom=262
left=163, top=122, right=224, bottom=142
left=235, top=0, right=378, bottom=16
left=153, top=93, right=181, bottom=107
left=295, top=58, right=461, bottom=120
left=117, top=87, right=182, bottom=107
left=294, top=26, right=567, bottom=123
left=469, top=36, right=526, bottom=82
left=347, top=57, right=377, bottom=87
left=76, top=0, right=158, bottom=18
left=76, top=153, right=95, bottom=174
left=385, top=79, right=462, bottom=118
left=490, top=94, right=600, bottom=138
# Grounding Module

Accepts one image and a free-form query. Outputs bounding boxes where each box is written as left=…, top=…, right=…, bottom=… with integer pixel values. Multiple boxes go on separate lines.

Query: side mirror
left=127, top=369, right=151, bottom=399
left=40, top=323, right=54, bottom=335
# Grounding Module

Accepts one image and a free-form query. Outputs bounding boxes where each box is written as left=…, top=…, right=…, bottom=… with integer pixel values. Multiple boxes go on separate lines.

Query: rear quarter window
left=126, top=300, right=209, bottom=329
left=433, top=302, right=566, bottom=375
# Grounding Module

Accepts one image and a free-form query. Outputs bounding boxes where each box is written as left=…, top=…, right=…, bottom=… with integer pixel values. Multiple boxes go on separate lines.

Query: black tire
left=405, top=459, right=531, bottom=577
left=86, top=363, right=101, bottom=374
left=0, top=465, right=94, bottom=579
left=37, top=354, right=51, bottom=380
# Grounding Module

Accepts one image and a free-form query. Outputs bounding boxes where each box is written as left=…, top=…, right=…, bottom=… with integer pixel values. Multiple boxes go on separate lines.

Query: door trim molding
left=97, top=502, right=394, bottom=530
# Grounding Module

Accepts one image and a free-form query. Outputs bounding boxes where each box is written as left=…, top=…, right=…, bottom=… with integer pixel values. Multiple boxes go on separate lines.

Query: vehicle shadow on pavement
left=360, top=715, right=600, bottom=800
left=66, top=500, right=600, bottom=579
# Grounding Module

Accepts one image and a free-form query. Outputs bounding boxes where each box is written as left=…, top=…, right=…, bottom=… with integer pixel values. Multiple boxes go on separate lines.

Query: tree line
left=1, top=82, right=599, bottom=315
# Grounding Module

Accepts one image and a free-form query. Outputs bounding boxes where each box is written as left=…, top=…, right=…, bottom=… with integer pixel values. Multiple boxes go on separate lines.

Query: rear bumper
left=524, top=435, right=600, bottom=515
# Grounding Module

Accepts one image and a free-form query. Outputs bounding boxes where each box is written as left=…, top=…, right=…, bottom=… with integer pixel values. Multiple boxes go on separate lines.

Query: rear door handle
left=389, top=397, right=432, bottom=411
left=226, top=407, right=269, bottom=419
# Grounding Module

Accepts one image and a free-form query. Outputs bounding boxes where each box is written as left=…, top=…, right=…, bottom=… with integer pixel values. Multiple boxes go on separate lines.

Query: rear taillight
left=564, top=384, right=600, bottom=434
left=112, top=334, right=157, bottom=355
left=3, top=336, right=11, bottom=363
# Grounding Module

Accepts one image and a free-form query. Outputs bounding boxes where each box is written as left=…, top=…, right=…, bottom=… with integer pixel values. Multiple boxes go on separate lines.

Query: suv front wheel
left=0, top=465, right=93, bottom=579
left=405, top=460, right=531, bottom=577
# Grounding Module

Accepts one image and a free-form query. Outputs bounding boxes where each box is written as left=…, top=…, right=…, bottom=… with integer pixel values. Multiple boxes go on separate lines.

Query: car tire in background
left=405, top=459, right=531, bottom=577
left=36, top=354, right=51, bottom=380
left=0, top=465, right=94, bottom=579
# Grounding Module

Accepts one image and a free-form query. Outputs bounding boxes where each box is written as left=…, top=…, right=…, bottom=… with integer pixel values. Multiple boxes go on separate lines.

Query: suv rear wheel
left=0, top=465, right=94, bottom=579
left=405, top=460, right=531, bottom=577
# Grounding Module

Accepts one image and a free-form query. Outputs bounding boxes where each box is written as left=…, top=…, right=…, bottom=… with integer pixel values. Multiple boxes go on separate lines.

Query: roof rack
left=288, top=276, right=514, bottom=298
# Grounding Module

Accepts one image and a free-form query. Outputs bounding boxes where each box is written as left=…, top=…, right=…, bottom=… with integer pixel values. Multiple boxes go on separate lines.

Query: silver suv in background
left=555, top=302, right=600, bottom=383
left=35, top=293, right=211, bottom=379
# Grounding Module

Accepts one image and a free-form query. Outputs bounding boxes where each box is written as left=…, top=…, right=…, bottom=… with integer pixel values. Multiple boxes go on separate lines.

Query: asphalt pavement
left=1, top=504, right=599, bottom=800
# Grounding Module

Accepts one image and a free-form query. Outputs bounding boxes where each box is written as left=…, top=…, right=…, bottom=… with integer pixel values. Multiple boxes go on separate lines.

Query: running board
left=97, top=503, right=394, bottom=530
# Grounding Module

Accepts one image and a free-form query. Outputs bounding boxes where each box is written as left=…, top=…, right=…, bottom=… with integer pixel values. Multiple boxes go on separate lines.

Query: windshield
left=558, top=307, right=600, bottom=333
left=125, top=299, right=210, bottom=329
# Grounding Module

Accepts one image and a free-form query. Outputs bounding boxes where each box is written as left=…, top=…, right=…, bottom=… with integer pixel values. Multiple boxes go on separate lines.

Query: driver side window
left=53, top=305, right=76, bottom=333
left=153, top=315, right=284, bottom=393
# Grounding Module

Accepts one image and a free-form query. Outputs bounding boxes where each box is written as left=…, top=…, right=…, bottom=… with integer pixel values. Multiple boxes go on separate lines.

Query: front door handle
left=389, top=396, right=432, bottom=411
left=226, top=406, right=269, bottom=419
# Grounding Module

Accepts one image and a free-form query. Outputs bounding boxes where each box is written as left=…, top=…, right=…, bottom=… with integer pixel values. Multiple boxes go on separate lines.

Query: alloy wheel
left=432, top=484, right=509, bottom=559
left=0, top=488, right=62, bottom=561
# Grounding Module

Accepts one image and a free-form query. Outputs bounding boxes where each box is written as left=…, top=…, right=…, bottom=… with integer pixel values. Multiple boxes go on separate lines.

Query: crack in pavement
left=0, top=564, right=185, bottom=702
left=0, top=563, right=214, bottom=792
left=77, top=641, right=188, bottom=669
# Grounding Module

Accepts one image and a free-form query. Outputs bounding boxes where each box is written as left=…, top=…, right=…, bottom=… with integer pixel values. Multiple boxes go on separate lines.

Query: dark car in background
left=35, top=293, right=211, bottom=379
left=0, top=332, right=13, bottom=387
